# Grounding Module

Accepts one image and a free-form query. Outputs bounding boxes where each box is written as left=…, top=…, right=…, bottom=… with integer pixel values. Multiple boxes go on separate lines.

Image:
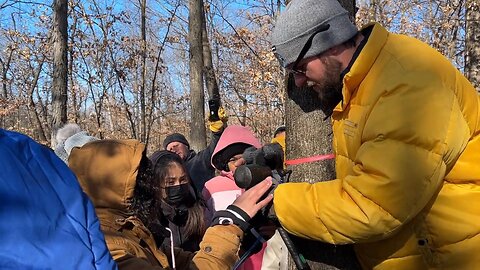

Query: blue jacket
left=0, top=129, right=117, bottom=270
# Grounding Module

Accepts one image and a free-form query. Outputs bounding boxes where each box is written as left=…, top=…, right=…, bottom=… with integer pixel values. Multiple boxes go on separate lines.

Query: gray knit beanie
left=271, top=0, right=358, bottom=67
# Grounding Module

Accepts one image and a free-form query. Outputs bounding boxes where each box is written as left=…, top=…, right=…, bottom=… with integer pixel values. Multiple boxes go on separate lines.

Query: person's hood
left=211, top=125, right=261, bottom=170
left=69, top=139, right=145, bottom=214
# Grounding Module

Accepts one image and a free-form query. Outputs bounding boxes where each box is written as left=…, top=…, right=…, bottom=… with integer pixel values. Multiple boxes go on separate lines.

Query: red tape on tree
left=285, top=153, right=335, bottom=166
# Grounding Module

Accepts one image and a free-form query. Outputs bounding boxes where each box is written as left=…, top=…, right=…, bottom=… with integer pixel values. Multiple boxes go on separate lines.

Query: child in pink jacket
left=202, top=125, right=266, bottom=270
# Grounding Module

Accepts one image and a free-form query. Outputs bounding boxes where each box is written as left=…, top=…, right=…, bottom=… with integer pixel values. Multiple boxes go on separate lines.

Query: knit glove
left=208, top=106, right=228, bottom=133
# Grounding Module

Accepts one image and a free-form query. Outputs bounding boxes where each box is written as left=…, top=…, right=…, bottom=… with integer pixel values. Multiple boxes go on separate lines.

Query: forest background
left=0, top=0, right=478, bottom=153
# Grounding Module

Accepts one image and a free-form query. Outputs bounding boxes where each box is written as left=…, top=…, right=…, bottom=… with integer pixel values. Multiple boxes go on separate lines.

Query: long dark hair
left=149, top=150, right=207, bottom=241
left=131, top=154, right=166, bottom=243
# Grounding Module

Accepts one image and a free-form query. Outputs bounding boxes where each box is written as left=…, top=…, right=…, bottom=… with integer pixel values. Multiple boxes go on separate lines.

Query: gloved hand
left=208, top=107, right=228, bottom=133
left=208, top=98, right=228, bottom=133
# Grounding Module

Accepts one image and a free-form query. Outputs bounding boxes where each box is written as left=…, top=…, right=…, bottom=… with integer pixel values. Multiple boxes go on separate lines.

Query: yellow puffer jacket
left=69, top=139, right=242, bottom=270
left=274, top=23, right=480, bottom=269
left=271, top=133, right=286, bottom=168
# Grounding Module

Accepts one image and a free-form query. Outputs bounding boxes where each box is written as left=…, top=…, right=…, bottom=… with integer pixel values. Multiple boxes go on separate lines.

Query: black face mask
left=165, top=183, right=192, bottom=206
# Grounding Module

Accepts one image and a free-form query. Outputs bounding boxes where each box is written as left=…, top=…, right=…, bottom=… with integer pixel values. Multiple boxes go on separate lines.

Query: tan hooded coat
left=69, top=139, right=243, bottom=270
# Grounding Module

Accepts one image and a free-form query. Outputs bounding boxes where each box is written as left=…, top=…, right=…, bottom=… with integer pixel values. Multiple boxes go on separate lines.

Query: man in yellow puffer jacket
left=269, top=0, right=480, bottom=269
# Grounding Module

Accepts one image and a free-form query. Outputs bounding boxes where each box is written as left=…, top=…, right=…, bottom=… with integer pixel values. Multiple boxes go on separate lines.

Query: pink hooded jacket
left=202, top=125, right=265, bottom=270
left=202, top=125, right=262, bottom=211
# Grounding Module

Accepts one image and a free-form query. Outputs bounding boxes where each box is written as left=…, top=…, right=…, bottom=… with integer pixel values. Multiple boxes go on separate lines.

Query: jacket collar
left=185, top=149, right=196, bottom=161
left=335, top=22, right=389, bottom=112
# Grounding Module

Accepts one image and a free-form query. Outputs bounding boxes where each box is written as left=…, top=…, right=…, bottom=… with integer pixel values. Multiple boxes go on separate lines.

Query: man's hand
left=208, top=98, right=228, bottom=133
left=233, top=177, right=273, bottom=218
left=208, top=106, right=228, bottom=133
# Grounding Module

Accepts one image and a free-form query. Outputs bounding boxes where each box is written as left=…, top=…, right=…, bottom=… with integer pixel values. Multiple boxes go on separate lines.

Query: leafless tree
left=51, top=0, right=68, bottom=146
left=465, top=0, right=480, bottom=91
left=188, top=0, right=207, bottom=150
left=202, top=2, right=219, bottom=99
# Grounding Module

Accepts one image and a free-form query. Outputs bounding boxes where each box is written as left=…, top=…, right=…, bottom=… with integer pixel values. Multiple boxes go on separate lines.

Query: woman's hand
left=232, top=177, right=273, bottom=218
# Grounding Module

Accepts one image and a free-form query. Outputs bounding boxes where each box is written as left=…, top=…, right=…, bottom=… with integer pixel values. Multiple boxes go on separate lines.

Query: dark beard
left=311, top=57, right=344, bottom=117
left=315, top=83, right=343, bottom=117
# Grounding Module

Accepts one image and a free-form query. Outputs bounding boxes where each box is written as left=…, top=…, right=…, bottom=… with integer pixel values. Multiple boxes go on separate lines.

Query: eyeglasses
left=287, top=23, right=330, bottom=75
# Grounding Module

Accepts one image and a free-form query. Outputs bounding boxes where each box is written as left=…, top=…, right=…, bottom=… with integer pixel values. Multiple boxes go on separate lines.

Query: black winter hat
left=150, top=150, right=183, bottom=166
left=163, top=133, right=190, bottom=149
left=273, top=125, right=286, bottom=138
left=212, top=143, right=252, bottom=171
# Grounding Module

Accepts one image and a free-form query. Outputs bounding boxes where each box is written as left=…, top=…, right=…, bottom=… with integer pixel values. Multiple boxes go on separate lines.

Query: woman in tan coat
left=69, top=139, right=272, bottom=270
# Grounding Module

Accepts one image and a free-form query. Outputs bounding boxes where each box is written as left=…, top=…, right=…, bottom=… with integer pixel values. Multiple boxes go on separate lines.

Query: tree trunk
left=188, top=0, right=207, bottom=151
left=140, top=0, right=147, bottom=142
left=285, top=76, right=359, bottom=270
left=0, top=49, right=13, bottom=129
left=51, top=0, right=68, bottom=146
left=465, top=0, right=480, bottom=91
left=1, top=49, right=13, bottom=99
left=69, top=15, right=78, bottom=122
left=284, top=0, right=360, bottom=269
left=28, top=59, right=47, bottom=142
left=201, top=3, right=220, bottom=99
